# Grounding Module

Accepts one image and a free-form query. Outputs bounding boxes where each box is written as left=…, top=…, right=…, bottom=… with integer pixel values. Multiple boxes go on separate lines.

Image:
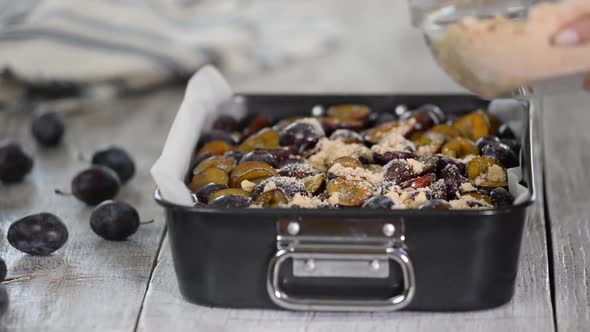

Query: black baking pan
left=155, top=94, right=536, bottom=312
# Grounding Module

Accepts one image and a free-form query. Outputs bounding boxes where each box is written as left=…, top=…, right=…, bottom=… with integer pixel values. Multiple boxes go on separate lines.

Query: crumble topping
left=406, top=159, right=424, bottom=174
left=460, top=154, right=477, bottom=164
left=327, top=163, right=383, bottom=185
left=461, top=182, right=477, bottom=192
left=263, top=181, right=277, bottom=192
left=416, top=144, right=440, bottom=157
left=241, top=180, right=257, bottom=192
left=371, top=132, right=415, bottom=154
left=474, top=164, right=507, bottom=186
left=308, top=138, right=371, bottom=172
left=450, top=195, right=493, bottom=209
left=327, top=192, right=340, bottom=206
left=287, top=193, right=326, bottom=208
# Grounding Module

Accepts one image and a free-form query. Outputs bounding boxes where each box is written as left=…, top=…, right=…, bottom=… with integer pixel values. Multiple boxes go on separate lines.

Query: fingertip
left=553, top=15, right=590, bottom=47
left=553, top=28, right=581, bottom=46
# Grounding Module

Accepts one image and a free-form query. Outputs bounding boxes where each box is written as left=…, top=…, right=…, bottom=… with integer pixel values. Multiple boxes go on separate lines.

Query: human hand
left=553, top=16, right=590, bottom=90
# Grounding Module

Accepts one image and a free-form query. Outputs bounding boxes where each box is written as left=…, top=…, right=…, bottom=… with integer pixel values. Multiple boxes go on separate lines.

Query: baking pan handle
left=266, top=245, right=415, bottom=312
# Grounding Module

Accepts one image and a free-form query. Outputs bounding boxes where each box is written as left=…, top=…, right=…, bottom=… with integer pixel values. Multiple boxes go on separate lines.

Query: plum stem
left=54, top=189, right=72, bottom=196
left=140, top=220, right=155, bottom=225
left=1, top=274, right=32, bottom=284
left=298, top=144, right=310, bottom=154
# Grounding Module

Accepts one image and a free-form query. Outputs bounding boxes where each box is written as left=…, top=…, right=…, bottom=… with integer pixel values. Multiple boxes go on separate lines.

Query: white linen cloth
left=0, top=0, right=340, bottom=107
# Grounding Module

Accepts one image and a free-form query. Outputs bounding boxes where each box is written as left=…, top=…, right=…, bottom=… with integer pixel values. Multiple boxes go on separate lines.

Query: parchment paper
left=488, top=98, right=532, bottom=204
left=150, top=66, right=244, bottom=206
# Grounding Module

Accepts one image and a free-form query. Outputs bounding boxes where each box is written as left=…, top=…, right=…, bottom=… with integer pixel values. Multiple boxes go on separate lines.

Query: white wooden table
left=0, top=1, right=587, bottom=331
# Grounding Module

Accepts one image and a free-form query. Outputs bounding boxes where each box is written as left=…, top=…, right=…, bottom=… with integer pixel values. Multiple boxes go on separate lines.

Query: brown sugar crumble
left=328, top=163, right=383, bottom=185
left=406, top=159, right=424, bottom=174
left=474, top=164, right=507, bottom=186
left=308, top=138, right=371, bottom=172
left=287, top=193, right=326, bottom=208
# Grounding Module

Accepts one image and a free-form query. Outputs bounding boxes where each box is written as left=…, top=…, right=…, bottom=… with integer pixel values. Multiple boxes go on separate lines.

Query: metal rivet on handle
left=287, top=221, right=300, bottom=235
left=304, top=259, right=316, bottom=271
left=382, top=223, right=395, bottom=237
left=370, top=260, right=380, bottom=271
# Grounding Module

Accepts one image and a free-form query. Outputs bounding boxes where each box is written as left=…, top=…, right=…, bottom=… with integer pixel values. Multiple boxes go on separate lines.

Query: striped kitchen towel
left=0, top=0, right=341, bottom=110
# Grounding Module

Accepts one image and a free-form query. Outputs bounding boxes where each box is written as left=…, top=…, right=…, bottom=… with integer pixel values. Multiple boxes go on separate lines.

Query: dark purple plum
left=430, top=179, right=449, bottom=200
left=421, top=104, right=446, bottom=124
left=500, top=138, right=521, bottom=154
left=31, top=111, right=65, bottom=147
left=242, top=115, right=272, bottom=138
left=400, top=105, right=445, bottom=131
left=90, top=201, right=140, bottom=241
left=279, top=122, right=322, bottom=151
left=0, top=258, right=6, bottom=282
left=440, top=164, right=468, bottom=199
left=0, top=286, right=7, bottom=318
left=435, top=156, right=467, bottom=177
left=0, top=142, right=33, bottom=184
left=208, top=195, right=251, bottom=208
left=401, top=173, right=436, bottom=189
left=197, top=129, right=239, bottom=147
left=497, top=123, right=516, bottom=139
left=278, top=163, right=319, bottom=179
left=278, top=158, right=304, bottom=168
left=418, top=199, right=451, bottom=210
left=417, top=155, right=440, bottom=175
left=475, top=135, right=501, bottom=151
left=475, top=187, right=495, bottom=196
left=240, top=150, right=278, bottom=168
left=383, top=160, right=414, bottom=184
left=373, top=151, right=415, bottom=166
left=321, top=117, right=364, bottom=135
left=91, top=147, right=135, bottom=183
left=481, top=143, right=519, bottom=168
left=223, top=150, right=244, bottom=162
left=7, top=213, right=68, bottom=255
left=367, top=112, right=395, bottom=127
left=70, top=166, right=120, bottom=205
left=213, top=114, right=240, bottom=132
left=268, top=147, right=297, bottom=161
left=491, top=187, right=514, bottom=207
left=362, top=196, right=398, bottom=209
left=329, top=129, right=364, bottom=144
left=196, top=183, right=228, bottom=203
left=358, top=155, right=372, bottom=165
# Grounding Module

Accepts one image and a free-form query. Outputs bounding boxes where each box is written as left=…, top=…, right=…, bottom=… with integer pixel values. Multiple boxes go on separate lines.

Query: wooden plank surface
left=231, top=1, right=465, bottom=95
left=543, top=93, right=590, bottom=332
left=0, top=89, right=181, bottom=331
